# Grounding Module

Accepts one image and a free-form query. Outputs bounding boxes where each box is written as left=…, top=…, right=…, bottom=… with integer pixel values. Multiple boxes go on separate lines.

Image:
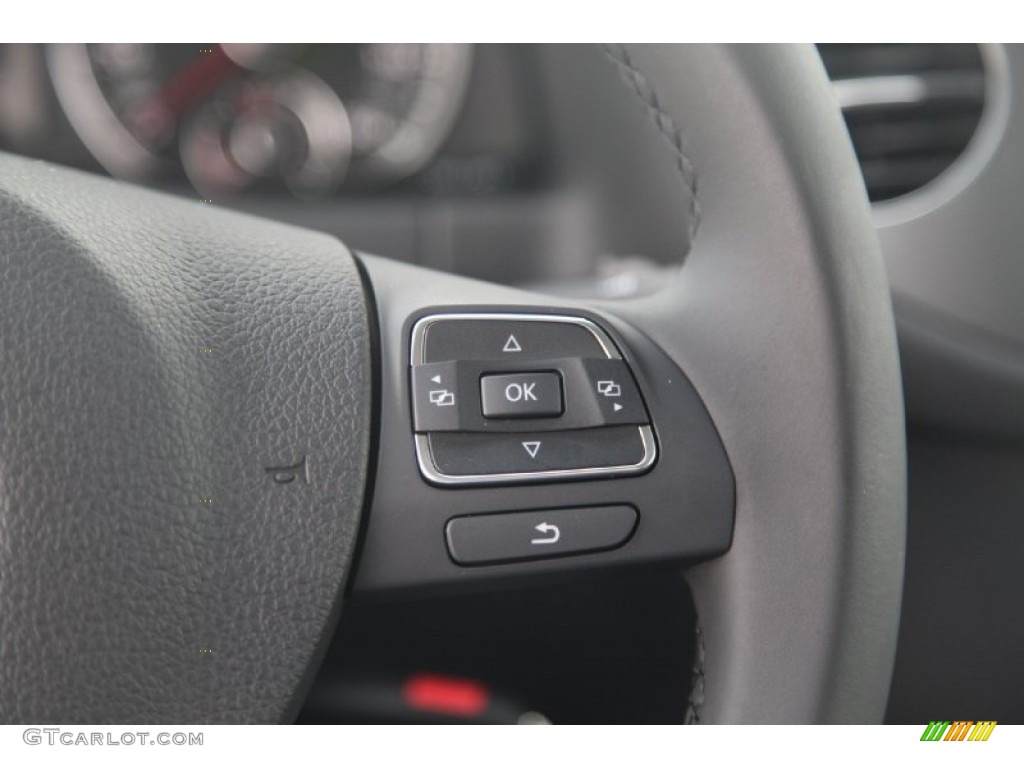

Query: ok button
left=480, top=372, right=563, bottom=419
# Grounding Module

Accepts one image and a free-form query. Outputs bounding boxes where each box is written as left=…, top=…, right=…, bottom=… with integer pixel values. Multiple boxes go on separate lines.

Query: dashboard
left=0, top=44, right=557, bottom=278
left=0, top=44, right=550, bottom=248
left=4, top=44, right=475, bottom=196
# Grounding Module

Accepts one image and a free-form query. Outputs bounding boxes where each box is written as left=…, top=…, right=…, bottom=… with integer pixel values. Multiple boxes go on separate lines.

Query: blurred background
left=0, top=44, right=996, bottom=285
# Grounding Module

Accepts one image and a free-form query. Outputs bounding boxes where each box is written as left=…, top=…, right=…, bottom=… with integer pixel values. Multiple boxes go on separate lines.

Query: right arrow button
left=582, top=358, right=650, bottom=426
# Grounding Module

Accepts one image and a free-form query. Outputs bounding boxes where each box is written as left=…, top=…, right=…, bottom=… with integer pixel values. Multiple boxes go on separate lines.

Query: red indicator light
left=402, top=673, right=490, bottom=718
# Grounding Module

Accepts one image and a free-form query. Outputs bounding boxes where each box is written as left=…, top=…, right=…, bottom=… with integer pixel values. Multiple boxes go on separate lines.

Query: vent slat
left=818, top=43, right=984, bottom=79
left=817, top=44, right=986, bottom=202
left=847, top=117, right=982, bottom=159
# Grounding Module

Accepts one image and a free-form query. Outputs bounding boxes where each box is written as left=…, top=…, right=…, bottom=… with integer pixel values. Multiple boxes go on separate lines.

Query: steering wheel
left=0, top=44, right=905, bottom=724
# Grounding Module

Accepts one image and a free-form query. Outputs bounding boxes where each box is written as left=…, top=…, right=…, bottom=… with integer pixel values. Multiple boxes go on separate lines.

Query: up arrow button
left=502, top=334, right=522, bottom=353
left=415, top=316, right=608, bottom=363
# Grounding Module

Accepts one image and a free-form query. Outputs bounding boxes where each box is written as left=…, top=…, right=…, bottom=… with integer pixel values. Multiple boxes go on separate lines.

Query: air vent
left=817, top=44, right=987, bottom=202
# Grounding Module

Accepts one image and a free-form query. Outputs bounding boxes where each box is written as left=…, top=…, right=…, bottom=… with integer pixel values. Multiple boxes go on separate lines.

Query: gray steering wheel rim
left=599, top=44, right=906, bottom=722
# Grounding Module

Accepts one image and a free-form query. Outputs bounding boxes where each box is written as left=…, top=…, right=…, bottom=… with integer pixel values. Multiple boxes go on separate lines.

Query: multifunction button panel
left=410, top=313, right=657, bottom=485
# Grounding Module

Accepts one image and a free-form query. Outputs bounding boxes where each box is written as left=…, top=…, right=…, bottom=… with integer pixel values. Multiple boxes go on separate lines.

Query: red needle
left=128, top=45, right=238, bottom=142
left=152, top=45, right=238, bottom=118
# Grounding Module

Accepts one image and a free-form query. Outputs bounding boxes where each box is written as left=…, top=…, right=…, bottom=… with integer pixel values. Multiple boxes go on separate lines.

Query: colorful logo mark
left=920, top=721, right=997, bottom=742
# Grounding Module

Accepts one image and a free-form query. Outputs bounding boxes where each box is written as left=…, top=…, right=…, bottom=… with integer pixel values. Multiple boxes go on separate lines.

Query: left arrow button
left=411, top=361, right=462, bottom=432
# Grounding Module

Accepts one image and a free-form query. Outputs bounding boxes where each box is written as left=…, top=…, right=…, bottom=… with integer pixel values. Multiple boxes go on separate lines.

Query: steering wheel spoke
left=353, top=254, right=735, bottom=594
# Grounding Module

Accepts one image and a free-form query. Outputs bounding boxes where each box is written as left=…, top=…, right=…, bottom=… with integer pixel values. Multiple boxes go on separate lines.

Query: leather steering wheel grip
left=591, top=45, right=906, bottom=722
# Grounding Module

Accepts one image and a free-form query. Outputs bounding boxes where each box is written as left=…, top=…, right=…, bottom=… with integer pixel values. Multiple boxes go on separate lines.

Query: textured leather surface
left=595, top=44, right=907, bottom=723
left=0, top=153, right=371, bottom=723
left=531, top=45, right=906, bottom=722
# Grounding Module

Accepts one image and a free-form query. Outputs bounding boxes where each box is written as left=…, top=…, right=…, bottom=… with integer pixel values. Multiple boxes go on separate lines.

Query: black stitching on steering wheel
left=604, top=42, right=705, bottom=724
left=683, top=622, right=706, bottom=724
left=602, top=44, right=702, bottom=254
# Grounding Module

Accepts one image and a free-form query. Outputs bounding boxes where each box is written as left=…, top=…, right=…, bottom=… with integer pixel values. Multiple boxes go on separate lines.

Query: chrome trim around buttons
left=410, top=311, right=656, bottom=486
left=415, top=425, right=657, bottom=487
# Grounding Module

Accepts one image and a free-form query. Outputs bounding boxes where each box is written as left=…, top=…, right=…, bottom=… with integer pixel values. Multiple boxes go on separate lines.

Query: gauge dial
left=46, top=43, right=472, bottom=196
left=179, top=68, right=352, bottom=197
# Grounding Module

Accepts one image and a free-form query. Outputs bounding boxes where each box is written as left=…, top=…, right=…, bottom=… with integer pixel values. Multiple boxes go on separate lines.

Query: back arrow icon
left=531, top=523, right=560, bottom=544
